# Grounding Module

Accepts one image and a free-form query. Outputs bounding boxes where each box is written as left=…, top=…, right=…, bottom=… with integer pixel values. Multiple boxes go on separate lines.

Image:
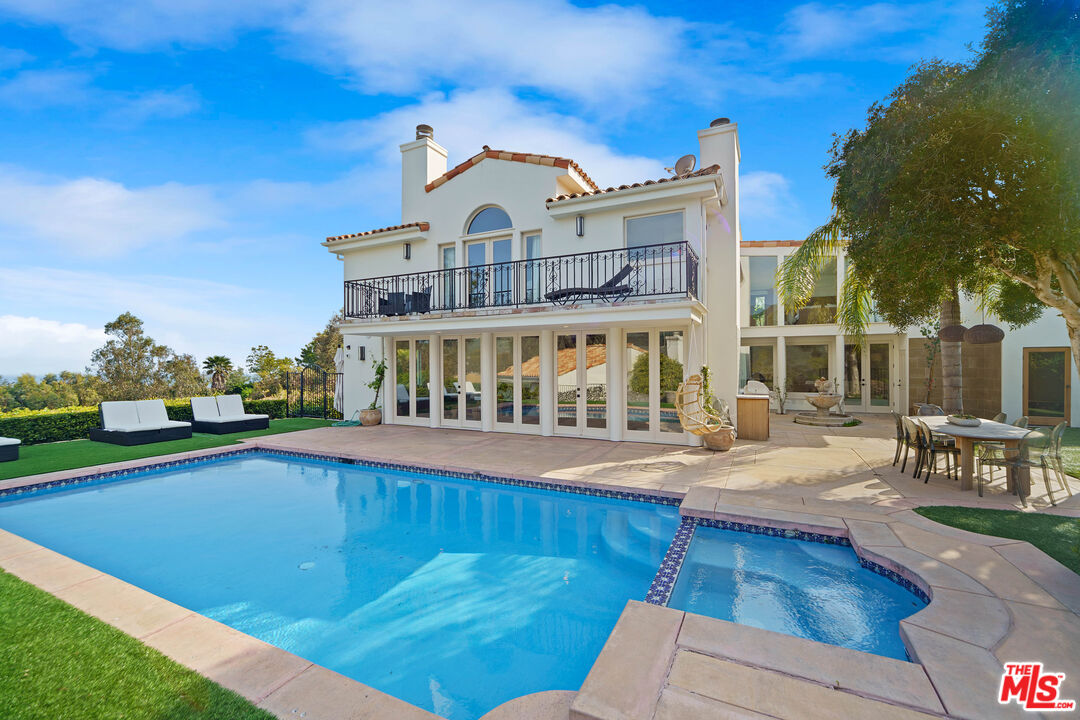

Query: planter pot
left=947, top=415, right=981, bottom=427
left=359, top=409, right=383, bottom=426
left=703, top=426, right=737, bottom=452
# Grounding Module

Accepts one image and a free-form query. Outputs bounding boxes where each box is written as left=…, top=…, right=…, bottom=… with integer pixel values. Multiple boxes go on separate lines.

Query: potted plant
left=360, top=357, right=386, bottom=426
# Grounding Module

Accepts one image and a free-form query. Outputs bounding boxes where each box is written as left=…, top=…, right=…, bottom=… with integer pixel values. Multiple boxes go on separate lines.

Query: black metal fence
left=344, top=241, right=699, bottom=319
left=286, top=366, right=344, bottom=420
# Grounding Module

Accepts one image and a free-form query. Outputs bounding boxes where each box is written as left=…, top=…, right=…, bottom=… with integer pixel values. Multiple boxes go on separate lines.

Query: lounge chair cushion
left=216, top=395, right=248, bottom=417
left=0, top=437, right=20, bottom=446
left=190, top=396, right=221, bottom=422
left=100, top=401, right=141, bottom=430
left=135, top=399, right=191, bottom=430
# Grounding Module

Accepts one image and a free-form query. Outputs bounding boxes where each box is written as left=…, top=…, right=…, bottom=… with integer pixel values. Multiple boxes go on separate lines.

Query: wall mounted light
left=358, top=346, right=366, bottom=361
left=402, top=242, right=412, bottom=260
left=575, top=215, right=585, bottom=237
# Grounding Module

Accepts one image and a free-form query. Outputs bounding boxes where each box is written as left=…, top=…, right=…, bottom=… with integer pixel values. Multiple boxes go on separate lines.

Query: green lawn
left=0, top=569, right=274, bottom=720
left=1063, top=426, right=1080, bottom=480
left=0, top=418, right=334, bottom=482
left=915, top=506, right=1080, bottom=574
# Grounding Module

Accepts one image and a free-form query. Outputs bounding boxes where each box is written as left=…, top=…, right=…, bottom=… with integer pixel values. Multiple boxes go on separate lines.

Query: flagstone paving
left=1, top=416, right=1078, bottom=719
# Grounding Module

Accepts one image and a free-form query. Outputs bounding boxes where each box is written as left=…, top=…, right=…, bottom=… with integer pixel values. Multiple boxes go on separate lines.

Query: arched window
left=467, top=206, right=512, bottom=234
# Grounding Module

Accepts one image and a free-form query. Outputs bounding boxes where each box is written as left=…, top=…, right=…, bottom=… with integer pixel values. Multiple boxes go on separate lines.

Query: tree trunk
left=940, top=289, right=963, bottom=414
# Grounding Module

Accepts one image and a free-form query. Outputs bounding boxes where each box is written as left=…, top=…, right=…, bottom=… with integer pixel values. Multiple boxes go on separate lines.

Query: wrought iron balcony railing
left=343, top=241, right=699, bottom=319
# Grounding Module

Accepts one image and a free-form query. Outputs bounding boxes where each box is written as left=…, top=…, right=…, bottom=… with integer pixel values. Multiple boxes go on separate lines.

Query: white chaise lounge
left=190, top=395, right=269, bottom=434
left=90, top=399, right=193, bottom=445
left=0, top=436, right=20, bottom=462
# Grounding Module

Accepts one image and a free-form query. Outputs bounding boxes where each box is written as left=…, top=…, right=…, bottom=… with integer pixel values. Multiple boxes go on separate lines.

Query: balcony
left=343, top=241, right=699, bottom=320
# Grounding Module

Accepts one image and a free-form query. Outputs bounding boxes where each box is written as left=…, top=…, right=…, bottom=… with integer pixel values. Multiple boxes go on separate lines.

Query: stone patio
left=248, top=415, right=1080, bottom=514
left=0, top=416, right=1078, bottom=720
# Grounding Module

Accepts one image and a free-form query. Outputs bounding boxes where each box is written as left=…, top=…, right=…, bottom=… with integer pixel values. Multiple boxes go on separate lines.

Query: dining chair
left=890, top=411, right=908, bottom=466
left=917, top=404, right=946, bottom=416
left=919, top=419, right=960, bottom=483
left=900, top=415, right=922, bottom=475
left=991, top=412, right=1006, bottom=423
left=979, top=428, right=1043, bottom=507
left=1039, top=422, right=1073, bottom=506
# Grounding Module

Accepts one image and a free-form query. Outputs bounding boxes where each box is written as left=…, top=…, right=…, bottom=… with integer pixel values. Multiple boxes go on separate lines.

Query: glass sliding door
left=1024, top=348, right=1071, bottom=425
left=585, top=333, right=607, bottom=430
left=659, top=330, right=684, bottom=434
left=415, top=339, right=430, bottom=419
left=626, top=332, right=651, bottom=433
left=868, top=343, right=891, bottom=407
left=492, top=238, right=511, bottom=306
left=496, top=336, right=514, bottom=425
left=464, top=337, right=482, bottom=423
left=625, top=329, right=687, bottom=441
left=442, top=338, right=459, bottom=422
left=843, top=340, right=892, bottom=412
left=844, top=343, right=862, bottom=406
left=556, top=334, right=578, bottom=429
left=395, top=340, right=410, bottom=417
left=521, top=336, right=540, bottom=426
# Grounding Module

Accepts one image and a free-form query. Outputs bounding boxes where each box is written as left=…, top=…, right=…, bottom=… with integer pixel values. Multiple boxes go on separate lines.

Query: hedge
left=0, top=398, right=288, bottom=445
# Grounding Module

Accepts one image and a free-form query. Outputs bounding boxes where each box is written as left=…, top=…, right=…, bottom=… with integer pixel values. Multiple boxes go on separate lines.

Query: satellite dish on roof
left=673, top=154, right=697, bottom=176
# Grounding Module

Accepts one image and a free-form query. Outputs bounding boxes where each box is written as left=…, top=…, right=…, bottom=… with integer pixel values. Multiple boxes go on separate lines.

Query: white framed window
left=625, top=211, right=684, bottom=250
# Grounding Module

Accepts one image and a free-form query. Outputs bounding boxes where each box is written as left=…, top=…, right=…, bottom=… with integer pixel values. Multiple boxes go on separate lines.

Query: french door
left=623, top=328, right=687, bottom=441
left=392, top=338, right=431, bottom=424
left=554, top=332, right=608, bottom=437
left=843, top=340, right=893, bottom=412
left=494, top=334, right=542, bottom=432
left=1024, top=348, right=1071, bottom=425
left=440, top=336, right=482, bottom=427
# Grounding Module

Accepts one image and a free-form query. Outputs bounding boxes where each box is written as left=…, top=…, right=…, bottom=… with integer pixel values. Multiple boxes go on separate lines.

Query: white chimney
left=400, top=124, right=447, bottom=221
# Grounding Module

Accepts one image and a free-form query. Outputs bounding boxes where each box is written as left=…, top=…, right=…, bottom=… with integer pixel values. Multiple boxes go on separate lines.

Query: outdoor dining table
left=909, top=415, right=1032, bottom=494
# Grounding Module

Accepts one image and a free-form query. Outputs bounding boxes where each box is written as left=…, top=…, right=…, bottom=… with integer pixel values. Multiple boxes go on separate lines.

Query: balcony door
left=1024, top=348, right=1071, bottom=425
left=440, top=336, right=482, bottom=428
left=554, top=332, right=608, bottom=437
left=466, top=237, right=512, bottom=308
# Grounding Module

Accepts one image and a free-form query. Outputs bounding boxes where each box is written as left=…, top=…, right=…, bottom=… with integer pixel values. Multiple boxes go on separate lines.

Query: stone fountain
left=793, top=379, right=857, bottom=427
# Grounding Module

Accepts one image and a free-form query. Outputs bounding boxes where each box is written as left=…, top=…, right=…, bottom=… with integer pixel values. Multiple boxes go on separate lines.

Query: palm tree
left=776, top=215, right=965, bottom=413
left=202, top=355, right=233, bottom=393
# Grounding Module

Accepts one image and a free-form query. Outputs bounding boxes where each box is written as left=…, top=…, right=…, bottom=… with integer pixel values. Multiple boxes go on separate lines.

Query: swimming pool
left=0, top=450, right=929, bottom=718
left=666, top=522, right=926, bottom=660
left=0, top=452, right=680, bottom=720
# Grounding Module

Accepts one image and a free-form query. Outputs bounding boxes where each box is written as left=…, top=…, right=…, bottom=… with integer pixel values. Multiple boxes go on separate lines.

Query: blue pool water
left=667, top=525, right=926, bottom=660
left=0, top=454, right=679, bottom=720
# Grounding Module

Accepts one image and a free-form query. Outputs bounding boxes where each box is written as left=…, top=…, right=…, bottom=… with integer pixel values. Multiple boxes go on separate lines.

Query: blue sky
left=0, top=0, right=989, bottom=376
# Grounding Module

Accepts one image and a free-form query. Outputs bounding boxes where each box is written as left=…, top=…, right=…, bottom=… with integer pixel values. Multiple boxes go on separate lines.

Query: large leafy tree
left=89, top=312, right=208, bottom=400
left=297, top=313, right=343, bottom=370
left=780, top=0, right=1079, bottom=412
left=246, top=345, right=294, bottom=399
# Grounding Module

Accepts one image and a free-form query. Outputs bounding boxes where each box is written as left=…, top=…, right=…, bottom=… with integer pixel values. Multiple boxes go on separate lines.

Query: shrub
left=0, top=396, right=289, bottom=445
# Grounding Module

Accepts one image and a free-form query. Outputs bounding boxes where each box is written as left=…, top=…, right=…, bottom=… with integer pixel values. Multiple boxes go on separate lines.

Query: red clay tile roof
left=740, top=240, right=803, bottom=247
left=425, top=148, right=599, bottom=193
left=545, top=164, right=722, bottom=204
left=326, top=222, right=430, bottom=243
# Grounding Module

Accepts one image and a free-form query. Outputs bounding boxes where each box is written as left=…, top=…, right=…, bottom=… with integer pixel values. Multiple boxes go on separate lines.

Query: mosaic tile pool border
left=644, top=515, right=931, bottom=607
left=0, top=445, right=682, bottom=508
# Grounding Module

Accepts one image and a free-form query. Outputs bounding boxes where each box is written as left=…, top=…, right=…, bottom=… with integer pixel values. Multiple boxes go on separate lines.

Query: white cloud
left=0, top=68, right=94, bottom=109
left=739, top=170, right=809, bottom=239
left=0, top=0, right=294, bottom=51
left=0, top=46, right=33, bottom=70
left=0, top=166, right=224, bottom=256
left=778, top=1, right=984, bottom=62
left=0, top=68, right=201, bottom=120
left=283, top=0, right=688, bottom=105
left=0, top=269, right=314, bottom=374
left=0, top=315, right=106, bottom=376
left=309, top=88, right=666, bottom=190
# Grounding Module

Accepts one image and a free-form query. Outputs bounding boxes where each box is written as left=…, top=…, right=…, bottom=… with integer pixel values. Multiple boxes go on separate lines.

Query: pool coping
left=1, top=441, right=1078, bottom=720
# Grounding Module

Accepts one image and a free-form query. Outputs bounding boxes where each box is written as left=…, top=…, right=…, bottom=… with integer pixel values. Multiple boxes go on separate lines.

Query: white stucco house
left=324, top=119, right=1076, bottom=444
